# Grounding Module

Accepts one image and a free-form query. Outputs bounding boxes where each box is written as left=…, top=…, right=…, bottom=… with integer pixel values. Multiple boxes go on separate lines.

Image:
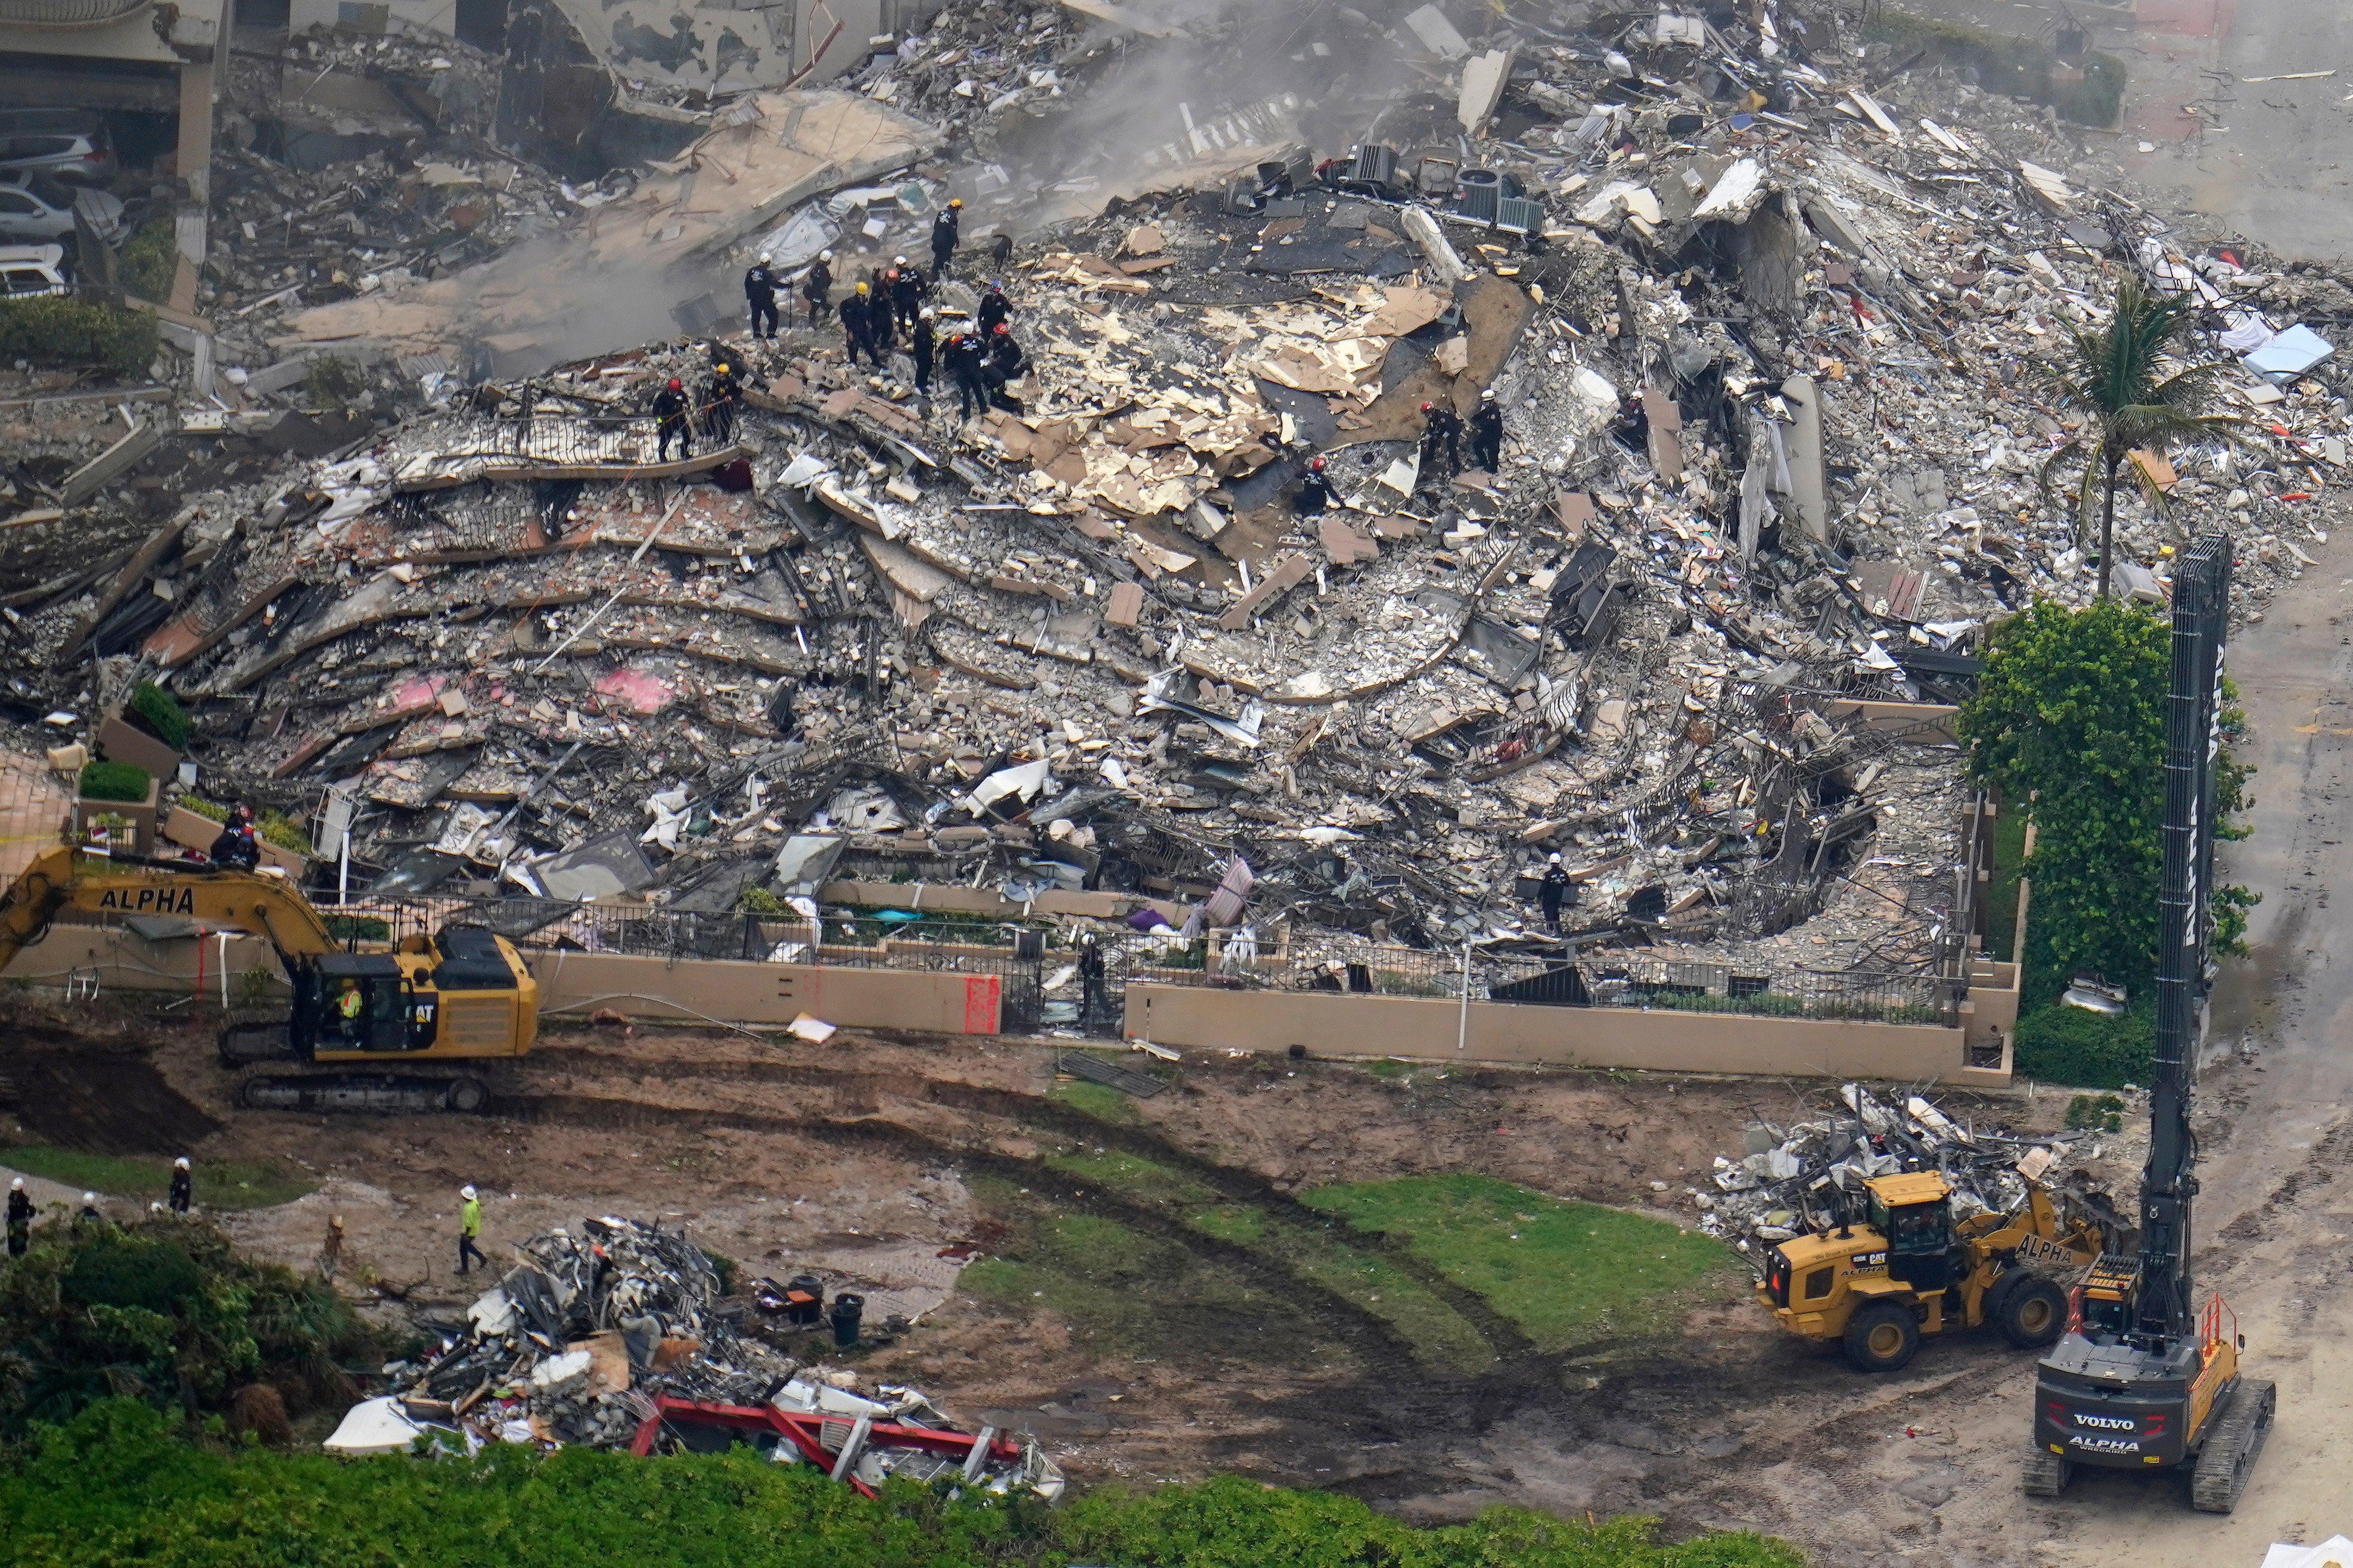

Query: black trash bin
left=829, top=1291, right=865, bottom=1348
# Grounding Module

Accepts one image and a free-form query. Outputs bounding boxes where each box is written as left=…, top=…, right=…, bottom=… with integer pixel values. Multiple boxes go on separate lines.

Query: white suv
left=0, top=242, right=71, bottom=299
left=0, top=171, right=124, bottom=245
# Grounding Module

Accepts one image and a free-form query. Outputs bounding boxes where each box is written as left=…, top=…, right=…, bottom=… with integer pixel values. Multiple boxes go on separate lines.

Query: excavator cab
left=304, top=954, right=424, bottom=1053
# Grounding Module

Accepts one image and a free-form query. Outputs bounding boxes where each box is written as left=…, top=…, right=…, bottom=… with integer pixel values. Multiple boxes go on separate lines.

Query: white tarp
left=324, top=1396, right=428, bottom=1457
left=2261, top=1538, right=2353, bottom=1568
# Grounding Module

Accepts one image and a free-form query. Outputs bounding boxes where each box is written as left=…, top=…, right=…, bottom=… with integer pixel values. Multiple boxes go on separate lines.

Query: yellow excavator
left=1756, top=1169, right=2105, bottom=1372
left=0, top=844, right=538, bottom=1112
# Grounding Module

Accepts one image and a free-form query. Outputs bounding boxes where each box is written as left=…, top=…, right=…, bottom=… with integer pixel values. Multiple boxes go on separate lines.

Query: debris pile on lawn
left=1695, top=1083, right=2134, bottom=1249
left=347, top=1212, right=1058, bottom=1493
left=375, top=1215, right=785, bottom=1448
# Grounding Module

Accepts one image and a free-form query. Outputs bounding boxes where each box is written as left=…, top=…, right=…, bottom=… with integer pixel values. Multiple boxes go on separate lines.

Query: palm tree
left=2038, top=276, right=2239, bottom=599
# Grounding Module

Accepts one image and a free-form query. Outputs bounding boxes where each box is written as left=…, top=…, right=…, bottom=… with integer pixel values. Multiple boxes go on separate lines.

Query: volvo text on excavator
left=2023, top=533, right=2274, bottom=1512
left=0, top=844, right=537, bottom=1113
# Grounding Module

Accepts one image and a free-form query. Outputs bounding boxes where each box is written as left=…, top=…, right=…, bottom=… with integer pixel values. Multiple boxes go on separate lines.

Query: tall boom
left=2138, top=530, right=2228, bottom=1346
left=2024, top=531, right=2274, bottom=1513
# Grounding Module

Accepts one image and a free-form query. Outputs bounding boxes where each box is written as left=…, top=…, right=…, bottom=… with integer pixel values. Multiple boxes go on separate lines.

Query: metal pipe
left=1456, top=939, right=1471, bottom=1053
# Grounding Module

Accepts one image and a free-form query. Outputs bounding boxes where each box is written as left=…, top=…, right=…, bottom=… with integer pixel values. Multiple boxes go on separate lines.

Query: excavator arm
left=0, top=844, right=339, bottom=977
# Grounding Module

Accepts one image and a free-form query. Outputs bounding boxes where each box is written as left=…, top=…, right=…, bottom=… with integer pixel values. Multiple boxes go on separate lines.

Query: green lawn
left=1301, top=1174, right=1736, bottom=1349
left=1042, top=1148, right=1494, bottom=1371
left=1048, top=1077, right=1140, bottom=1122
left=0, top=1147, right=313, bottom=1211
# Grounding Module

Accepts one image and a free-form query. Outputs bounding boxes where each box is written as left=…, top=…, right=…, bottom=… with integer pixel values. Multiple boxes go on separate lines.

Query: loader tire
left=1997, top=1275, right=2069, bottom=1349
left=2022, top=1444, right=2071, bottom=1498
left=1844, top=1301, right=1920, bottom=1373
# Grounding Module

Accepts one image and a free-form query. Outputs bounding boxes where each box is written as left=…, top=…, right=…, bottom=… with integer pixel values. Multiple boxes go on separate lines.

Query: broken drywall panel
left=1458, top=49, right=1516, bottom=136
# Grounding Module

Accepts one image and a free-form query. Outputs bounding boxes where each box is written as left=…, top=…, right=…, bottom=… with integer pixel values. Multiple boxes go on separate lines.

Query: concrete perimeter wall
left=11, top=926, right=1002, bottom=1035
left=11, top=924, right=2009, bottom=1086
left=1124, top=984, right=2012, bottom=1087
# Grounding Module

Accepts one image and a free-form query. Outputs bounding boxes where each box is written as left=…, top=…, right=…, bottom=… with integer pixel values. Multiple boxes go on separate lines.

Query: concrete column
left=1781, top=374, right=1827, bottom=543
left=175, top=58, right=215, bottom=266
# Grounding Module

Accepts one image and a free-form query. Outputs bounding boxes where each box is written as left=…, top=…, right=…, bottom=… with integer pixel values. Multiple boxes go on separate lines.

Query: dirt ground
left=0, top=989, right=2114, bottom=1564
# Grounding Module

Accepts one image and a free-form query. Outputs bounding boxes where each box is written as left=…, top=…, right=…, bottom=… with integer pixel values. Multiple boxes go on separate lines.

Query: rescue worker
left=208, top=804, right=259, bottom=872
left=984, top=320, right=1025, bottom=381
left=909, top=306, right=938, bottom=393
left=707, top=360, right=741, bottom=443
left=7, top=1177, right=31, bottom=1258
left=843, top=282, right=882, bottom=368
left=866, top=266, right=899, bottom=349
left=653, top=377, right=693, bottom=461
left=943, top=329, right=988, bottom=421
left=802, top=250, right=835, bottom=327
left=980, top=322, right=1025, bottom=412
left=168, top=1156, right=192, bottom=1215
left=1077, top=932, right=1108, bottom=1029
left=1291, top=454, right=1339, bottom=518
left=930, top=197, right=962, bottom=276
left=977, top=279, right=1011, bottom=337
left=1419, top=399, right=1462, bottom=480
left=335, top=978, right=365, bottom=1043
left=1538, top=852, right=1572, bottom=935
left=1468, top=386, right=1505, bottom=472
left=889, top=256, right=926, bottom=335
left=744, top=252, right=781, bottom=340
left=458, top=1183, right=486, bottom=1275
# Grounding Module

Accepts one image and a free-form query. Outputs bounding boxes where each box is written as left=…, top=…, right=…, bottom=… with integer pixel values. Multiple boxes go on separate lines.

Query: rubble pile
left=380, top=1215, right=784, bottom=1446
left=353, top=1212, right=1061, bottom=1494
left=11, top=0, right=2353, bottom=998
left=1698, top=1082, right=2134, bottom=1249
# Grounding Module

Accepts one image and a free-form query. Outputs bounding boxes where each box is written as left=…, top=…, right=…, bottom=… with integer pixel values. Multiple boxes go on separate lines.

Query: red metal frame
left=627, top=1395, right=1025, bottom=1496
left=2200, top=1292, right=2235, bottom=1358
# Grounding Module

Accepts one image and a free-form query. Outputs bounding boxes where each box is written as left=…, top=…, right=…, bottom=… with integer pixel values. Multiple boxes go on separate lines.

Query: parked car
left=0, top=171, right=124, bottom=245
left=0, top=110, right=116, bottom=186
left=0, top=242, right=72, bottom=300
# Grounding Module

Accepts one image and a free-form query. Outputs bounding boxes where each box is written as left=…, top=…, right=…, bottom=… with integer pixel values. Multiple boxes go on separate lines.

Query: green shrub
left=61, top=1238, right=205, bottom=1316
left=77, top=761, right=150, bottom=802
left=0, top=1219, right=372, bottom=1433
left=2065, top=1093, right=2126, bottom=1133
left=119, top=219, right=177, bottom=303
left=125, top=682, right=192, bottom=750
left=702, top=1249, right=739, bottom=1296
left=323, top=914, right=390, bottom=941
left=256, top=810, right=310, bottom=854
left=175, top=795, right=227, bottom=822
left=0, top=1399, right=1805, bottom=1568
left=2015, top=998, right=2154, bottom=1088
left=738, top=885, right=786, bottom=914
left=0, top=295, right=158, bottom=379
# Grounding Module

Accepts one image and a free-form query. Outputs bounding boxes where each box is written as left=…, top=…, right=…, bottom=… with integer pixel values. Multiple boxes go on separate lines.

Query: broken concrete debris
left=1701, top=1083, right=2131, bottom=1255
left=8, top=0, right=2351, bottom=1034
left=352, top=1211, right=1060, bottom=1494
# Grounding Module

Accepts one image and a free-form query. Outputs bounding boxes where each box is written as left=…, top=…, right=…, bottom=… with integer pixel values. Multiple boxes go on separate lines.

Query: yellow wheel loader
left=1755, top=1169, right=2104, bottom=1373
left=0, top=845, right=538, bottom=1113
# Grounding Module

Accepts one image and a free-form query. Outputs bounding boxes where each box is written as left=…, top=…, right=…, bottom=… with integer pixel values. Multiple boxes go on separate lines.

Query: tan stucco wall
left=9, top=926, right=1001, bottom=1034
left=1123, top=983, right=2007, bottom=1085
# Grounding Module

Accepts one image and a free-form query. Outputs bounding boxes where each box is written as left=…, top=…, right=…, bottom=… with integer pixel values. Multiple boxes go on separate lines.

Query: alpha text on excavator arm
left=0, top=844, right=537, bottom=1112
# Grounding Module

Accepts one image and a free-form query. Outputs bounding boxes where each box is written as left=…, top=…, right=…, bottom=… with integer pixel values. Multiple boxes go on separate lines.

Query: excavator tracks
left=239, top=1073, right=490, bottom=1114
left=2190, top=1378, right=2275, bottom=1513
left=2020, top=1445, right=2071, bottom=1499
